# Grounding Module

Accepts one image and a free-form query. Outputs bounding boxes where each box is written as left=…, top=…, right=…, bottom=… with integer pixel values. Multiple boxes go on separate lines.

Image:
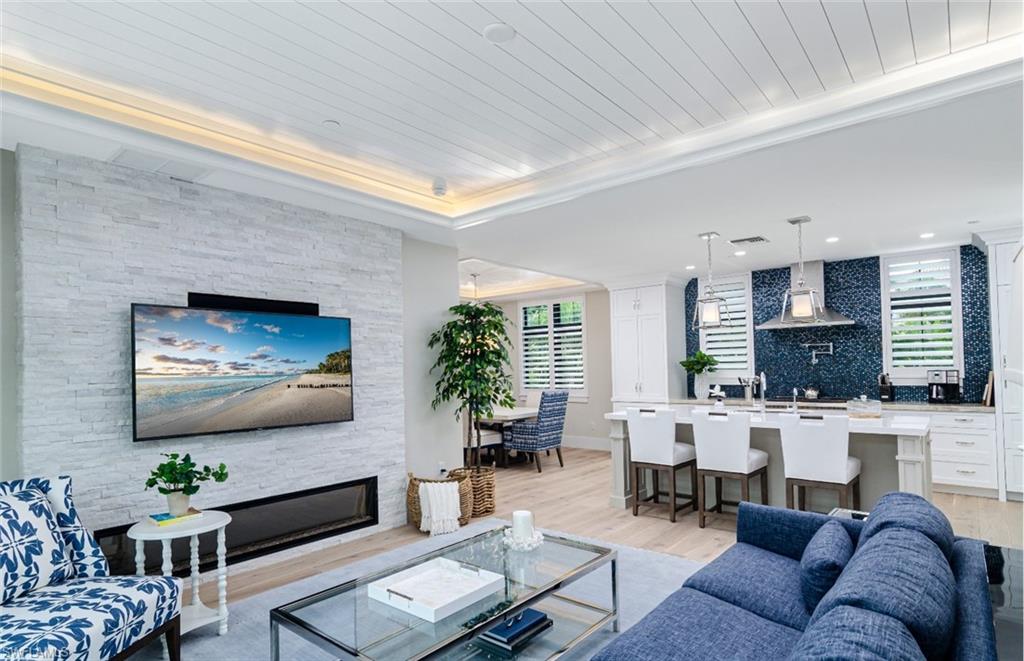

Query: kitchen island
left=604, top=406, right=932, bottom=512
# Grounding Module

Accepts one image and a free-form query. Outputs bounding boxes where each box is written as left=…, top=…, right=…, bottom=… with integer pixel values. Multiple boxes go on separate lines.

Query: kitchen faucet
left=791, top=387, right=799, bottom=413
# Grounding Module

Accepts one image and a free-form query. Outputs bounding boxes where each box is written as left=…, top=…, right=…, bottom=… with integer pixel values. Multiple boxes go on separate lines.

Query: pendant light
left=780, top=216, right=825, bottom=324
left=692, top=232, right=728, bottom=329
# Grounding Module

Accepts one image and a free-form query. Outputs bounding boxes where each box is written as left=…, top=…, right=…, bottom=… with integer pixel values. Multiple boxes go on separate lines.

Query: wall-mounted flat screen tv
left=132, top=304, right=353, bottom=441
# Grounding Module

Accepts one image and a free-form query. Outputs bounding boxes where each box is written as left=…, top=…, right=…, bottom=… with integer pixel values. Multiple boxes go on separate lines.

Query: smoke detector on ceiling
left=483, top=23, right=516, bottom=44
left=432, top=177, right=448, bottom=197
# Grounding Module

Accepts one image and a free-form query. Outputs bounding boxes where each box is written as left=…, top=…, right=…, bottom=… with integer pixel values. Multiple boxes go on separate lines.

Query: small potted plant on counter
left=680, top=350, right=719, bottom=399
left=429, top=301, right=515, bottom=517
left=145, top=452, right=229, bottom=517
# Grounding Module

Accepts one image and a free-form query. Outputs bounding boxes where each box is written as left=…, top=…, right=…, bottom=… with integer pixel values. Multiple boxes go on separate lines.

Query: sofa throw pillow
left=800, top=520, right=853, bottom=611
left=0, top=489, right=74, bottom=604
left=857, top=491, right=955, bottom=560
left=0, top=476, right=108, bottom=578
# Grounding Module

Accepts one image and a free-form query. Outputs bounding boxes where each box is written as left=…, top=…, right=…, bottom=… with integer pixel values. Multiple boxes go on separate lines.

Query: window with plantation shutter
left=519, top=298, right=586, bottom=393
left=881, top=249, right=963, bottom=383
left=699, top=275, right=754, bottom=374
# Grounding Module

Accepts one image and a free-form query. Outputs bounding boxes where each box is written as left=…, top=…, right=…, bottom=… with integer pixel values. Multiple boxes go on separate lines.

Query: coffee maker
left=928, top=369, right=961, bottom=404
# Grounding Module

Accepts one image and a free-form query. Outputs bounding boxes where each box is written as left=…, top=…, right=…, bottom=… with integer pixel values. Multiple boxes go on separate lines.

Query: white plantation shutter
left=520, top=298, right=586, bottom=392
left=700, top=276, right=753, bottom=373
left=883, top=251, right=961, bottom=378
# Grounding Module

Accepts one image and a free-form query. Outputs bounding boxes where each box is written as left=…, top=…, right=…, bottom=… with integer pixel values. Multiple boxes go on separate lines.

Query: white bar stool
left=778, top=413, right=861, bottom=511
left=691, top=410, right=768, bottom=528
left=626, top=408, right=697, bottom=522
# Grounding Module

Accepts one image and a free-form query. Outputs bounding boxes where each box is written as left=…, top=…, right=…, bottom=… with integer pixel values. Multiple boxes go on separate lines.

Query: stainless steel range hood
left=756, top=260, right=855, bottom=330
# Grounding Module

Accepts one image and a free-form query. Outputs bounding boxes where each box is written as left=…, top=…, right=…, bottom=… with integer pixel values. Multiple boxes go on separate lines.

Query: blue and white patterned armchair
left=0, top=476, right=181, bottom=661
left=504, top=390, right=569, bottom=473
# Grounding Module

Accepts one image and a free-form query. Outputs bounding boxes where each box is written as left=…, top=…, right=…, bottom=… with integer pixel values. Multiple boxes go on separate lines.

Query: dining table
left=475, top=406, right=539, bottom=467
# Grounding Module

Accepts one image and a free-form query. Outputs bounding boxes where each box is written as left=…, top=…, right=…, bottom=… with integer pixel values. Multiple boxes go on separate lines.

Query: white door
left=612, top=316, right=639, bottom=400
left=637, top=313, right=667, bottom=400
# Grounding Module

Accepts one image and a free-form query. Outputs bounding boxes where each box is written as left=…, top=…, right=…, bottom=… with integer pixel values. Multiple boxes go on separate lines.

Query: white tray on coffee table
left=367, top=557, right=504, bottom=623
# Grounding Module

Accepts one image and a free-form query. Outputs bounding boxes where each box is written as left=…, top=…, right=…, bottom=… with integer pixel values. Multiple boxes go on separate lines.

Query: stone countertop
left=673, top=399, right=995, bottom=414
left=606, top=408, right=931, bottom=436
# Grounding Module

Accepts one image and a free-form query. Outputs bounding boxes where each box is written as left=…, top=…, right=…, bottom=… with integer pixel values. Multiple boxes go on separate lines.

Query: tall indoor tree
left=429, top=301, right=516, bottom=471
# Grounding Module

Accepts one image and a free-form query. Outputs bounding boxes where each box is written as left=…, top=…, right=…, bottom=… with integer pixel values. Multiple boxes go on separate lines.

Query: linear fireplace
left=95, top=476, right=378, bottom=576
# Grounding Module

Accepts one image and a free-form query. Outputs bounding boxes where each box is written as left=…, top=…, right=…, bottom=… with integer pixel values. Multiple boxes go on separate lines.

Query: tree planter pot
left=166, top=491, right=191, bottom=517
left=450, top=466, right=496, bottom=517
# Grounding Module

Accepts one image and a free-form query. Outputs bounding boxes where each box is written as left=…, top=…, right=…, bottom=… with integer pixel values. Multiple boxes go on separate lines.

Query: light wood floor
left=189, top=448, right=1023, bottom=604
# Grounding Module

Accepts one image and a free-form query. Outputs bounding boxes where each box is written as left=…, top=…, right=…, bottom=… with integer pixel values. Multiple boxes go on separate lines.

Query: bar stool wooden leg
left=652, top=470, right=660, bottom=504
left=740, top=475, right=750, bottom=504
left=631, top=463, right=639, bottom=517
left=714, top=477, right=723, bottom=513
left=786, top=479, right=794, bottom=509
left=838, top=484, right=849, bottom=509
left=853, top=477, right=861, bottom=510
left=798, top=486, right=807, bottom=511
left=689, top=463, right=698, bottom=511
left=760, top=469, right=768, bottom=504
left=669, top=467, right=677, bottom=523
left=697, top=471, right=706, bottom=529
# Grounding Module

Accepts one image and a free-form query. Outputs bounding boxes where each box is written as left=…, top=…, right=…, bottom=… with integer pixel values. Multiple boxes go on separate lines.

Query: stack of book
left=148, top=508, right=204, bottom=527
left=476, top=608, right=552, bottom=657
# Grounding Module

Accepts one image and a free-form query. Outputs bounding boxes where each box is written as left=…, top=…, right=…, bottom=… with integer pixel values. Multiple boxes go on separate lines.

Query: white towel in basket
left=419, top=481, right=460, bottom=536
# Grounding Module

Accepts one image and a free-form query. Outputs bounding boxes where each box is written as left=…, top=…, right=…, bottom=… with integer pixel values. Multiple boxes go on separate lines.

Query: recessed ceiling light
left=321, top=119, right=341, bottom=128
left=920, top=232, right=935, bottom=239
left=734, top=250, right=746, bottom=257
left=826, top=236, right=839, bottom=243
left=483, top=23, right=516, bottom=44
left=685, top=265, right=695, bottom=270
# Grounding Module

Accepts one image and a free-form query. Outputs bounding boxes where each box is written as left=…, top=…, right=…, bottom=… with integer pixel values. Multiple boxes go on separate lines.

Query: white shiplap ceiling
left=2, top=1, right=1021, bottom=221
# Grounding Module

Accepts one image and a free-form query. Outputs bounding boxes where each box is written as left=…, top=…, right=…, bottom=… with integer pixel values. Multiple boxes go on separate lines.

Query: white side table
left=127, top=510, right=231, bottom=636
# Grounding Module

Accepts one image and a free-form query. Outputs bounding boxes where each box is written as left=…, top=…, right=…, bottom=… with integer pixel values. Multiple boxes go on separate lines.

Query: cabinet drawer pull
left=954, top=441, right=975, bottom=446
left=955, top=469, right=976, bottom=475
left=953, top=418, right=973, bottom=423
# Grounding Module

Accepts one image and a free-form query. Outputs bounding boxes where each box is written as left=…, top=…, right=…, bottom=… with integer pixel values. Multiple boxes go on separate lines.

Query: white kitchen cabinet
left=1005, top=415, right=1023, bottom=492
left=609, top=282, right=686, bottom=403
left=931, top=423, right=999, bottom=490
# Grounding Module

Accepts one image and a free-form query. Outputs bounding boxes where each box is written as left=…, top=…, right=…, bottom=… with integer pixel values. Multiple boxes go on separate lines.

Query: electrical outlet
left=438, top=461, right=447, bottom=476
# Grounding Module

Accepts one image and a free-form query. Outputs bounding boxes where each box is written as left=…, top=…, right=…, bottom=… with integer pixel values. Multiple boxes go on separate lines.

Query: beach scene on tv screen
left=133, top=305, right=352, bottom=440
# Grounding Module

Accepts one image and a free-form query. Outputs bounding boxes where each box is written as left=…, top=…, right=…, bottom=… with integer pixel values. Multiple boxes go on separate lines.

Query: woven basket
left=407, top=472, right=473, bottom=528
left=450, top=466, right=496, bottom=517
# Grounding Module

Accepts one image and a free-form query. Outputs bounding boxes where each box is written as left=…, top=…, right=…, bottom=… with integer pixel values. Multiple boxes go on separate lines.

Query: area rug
left=137, top=520, right=704, bottom=660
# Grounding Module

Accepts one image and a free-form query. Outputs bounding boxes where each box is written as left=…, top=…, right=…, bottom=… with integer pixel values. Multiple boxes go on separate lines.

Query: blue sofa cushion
left=684, top=542, right=810, bottom=631
left=0, top=575, right=181, bottom=661
left=0, top=490, right=74, bottom=604
left=947, top=539, right=998, bottom=660
left=811, top=528, right=956, bottom=660
left=857, top=492, right=954, bottom=560
left=790, top=605, right=925, bottom=661
left=800, top=520, right=853, bottom=611
left=0, top=477, right=108, bottom=578
left=737, top=502, right=864, bottom=561
left=593, top=587, right=801, bottom=661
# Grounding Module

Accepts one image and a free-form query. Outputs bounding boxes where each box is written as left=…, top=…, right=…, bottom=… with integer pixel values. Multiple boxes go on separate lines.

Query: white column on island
left=896, top=431, right=933, bottom=500
left=609, top=418, right=632, bottom=510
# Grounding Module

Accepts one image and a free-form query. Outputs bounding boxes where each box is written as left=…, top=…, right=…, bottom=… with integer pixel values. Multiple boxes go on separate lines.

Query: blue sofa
left=594, top=493, right=996, bottom=660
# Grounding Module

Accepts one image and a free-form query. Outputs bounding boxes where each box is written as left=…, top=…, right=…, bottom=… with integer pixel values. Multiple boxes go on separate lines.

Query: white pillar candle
left=512, top=510, right=534, bottom=541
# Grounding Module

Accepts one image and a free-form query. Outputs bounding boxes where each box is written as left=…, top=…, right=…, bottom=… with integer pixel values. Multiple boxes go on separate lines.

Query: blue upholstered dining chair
left=504, top=390, right=570, bottom=473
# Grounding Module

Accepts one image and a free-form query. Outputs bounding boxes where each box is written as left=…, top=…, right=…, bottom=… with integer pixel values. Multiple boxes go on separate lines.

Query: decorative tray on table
left=367, top=558, right=505, bottom=623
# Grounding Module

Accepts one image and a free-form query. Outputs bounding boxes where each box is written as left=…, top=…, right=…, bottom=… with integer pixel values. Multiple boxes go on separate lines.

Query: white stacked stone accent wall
left=14, top=144, right=406, bottom=535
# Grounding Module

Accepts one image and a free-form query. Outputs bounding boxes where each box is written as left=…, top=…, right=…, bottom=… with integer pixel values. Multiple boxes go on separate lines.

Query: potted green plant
left=429, top=301, right=515, bottom=516
left=145, top=452, right=228, bottom=516
left=680, top=350, right=719, bottom=399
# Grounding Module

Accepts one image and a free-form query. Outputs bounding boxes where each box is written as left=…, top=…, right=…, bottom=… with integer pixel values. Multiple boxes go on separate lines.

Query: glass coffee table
left=270, top=527, right=617, bottom=660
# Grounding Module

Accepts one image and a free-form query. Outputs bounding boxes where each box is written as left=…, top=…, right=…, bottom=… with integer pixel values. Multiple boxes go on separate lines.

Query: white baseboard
left=932, top=483, right=1000, bottom=499
left=562, top=435, right=610, bottom=451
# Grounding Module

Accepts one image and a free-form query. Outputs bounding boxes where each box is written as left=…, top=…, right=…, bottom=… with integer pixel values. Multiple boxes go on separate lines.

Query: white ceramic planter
left=166, top=491, right=191, bottom=517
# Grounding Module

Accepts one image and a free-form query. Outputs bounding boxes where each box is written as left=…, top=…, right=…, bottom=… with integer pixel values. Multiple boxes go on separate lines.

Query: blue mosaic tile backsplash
left=683, top=245, right=992, bottom=403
